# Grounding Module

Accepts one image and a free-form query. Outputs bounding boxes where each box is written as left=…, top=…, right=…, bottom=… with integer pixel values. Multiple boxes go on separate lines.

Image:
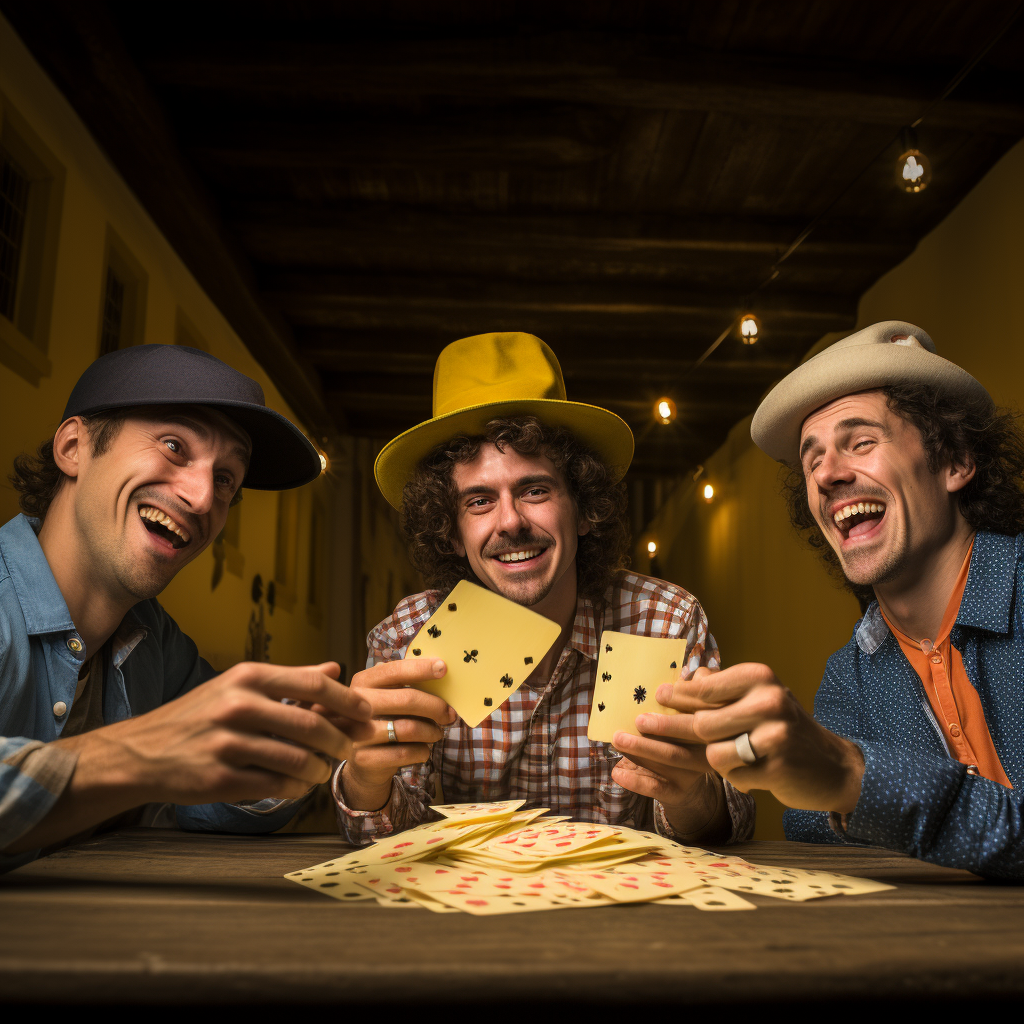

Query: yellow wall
left=0, top=16, right=336, bottom=673
left=648, top=137, right=1024, bottom=840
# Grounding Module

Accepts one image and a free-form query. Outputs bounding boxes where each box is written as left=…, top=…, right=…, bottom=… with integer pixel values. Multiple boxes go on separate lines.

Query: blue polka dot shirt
left=784, top=530, right=1024, bottom=879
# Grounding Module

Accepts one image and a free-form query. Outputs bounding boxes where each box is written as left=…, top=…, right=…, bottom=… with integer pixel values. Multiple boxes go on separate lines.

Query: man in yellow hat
left=331, top=332, right=755, bottom=844
left=648, top=321, right=1024, bottom=878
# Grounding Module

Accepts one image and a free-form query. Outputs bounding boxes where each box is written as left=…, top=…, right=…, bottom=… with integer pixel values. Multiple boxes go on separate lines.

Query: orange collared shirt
left=881, top=538, right=1012, bottom=788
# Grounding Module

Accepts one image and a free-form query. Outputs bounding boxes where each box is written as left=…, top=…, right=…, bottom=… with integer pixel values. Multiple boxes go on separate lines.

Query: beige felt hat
left=750, top=320, right=991, bottom=465
left=374, top=332, right=634, bottom=509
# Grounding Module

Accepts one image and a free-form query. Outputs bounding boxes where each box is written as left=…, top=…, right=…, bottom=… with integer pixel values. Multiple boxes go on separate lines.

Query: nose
left=495, top=492, right=530, bottom=535
left=811, top=444, right=857, bottom=492
left=172, top=461, right=215, bottom=517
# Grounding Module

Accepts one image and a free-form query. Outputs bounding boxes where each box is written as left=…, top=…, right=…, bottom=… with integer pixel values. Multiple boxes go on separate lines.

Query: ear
left=52, top=418, right=84, bottom=479
left=577, top=514, right=591, bottom=537
left=945, top=459, right=976, bottom=495
left=452, top=532, right=466, bottom=558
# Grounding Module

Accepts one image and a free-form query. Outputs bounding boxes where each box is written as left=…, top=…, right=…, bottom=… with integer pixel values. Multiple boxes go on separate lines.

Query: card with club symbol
left=587, top=630, right=688, bottom=743
left=405, top=580, right=562, bottom=728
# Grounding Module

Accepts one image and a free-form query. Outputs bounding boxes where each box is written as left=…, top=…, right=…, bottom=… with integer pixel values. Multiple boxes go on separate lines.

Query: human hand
left=654, top=663, right=865, bottom=814
left=64, top=660, right=375, bottom=807
left=341, top=658, right=457, bottom=809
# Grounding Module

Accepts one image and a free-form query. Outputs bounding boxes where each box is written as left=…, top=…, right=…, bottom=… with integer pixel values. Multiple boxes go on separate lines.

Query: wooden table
left=1, top=828, right=1022, bottom=1006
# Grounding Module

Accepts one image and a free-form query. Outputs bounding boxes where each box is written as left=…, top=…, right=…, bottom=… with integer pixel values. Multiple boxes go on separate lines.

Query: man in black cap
left=0, top=345, right=373, bottom=869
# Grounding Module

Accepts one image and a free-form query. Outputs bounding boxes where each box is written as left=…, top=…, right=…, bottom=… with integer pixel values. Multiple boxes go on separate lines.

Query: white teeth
left=138, top=506, right=190, bottom=544
left=833, top=502, right=885, bottom=525
left=497, top=549, right=542, bottom=563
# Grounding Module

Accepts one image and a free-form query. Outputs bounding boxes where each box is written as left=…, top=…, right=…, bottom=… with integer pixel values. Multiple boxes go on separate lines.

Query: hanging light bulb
left=703, top=483, right=714, bottom=503
left=654, top=397, right=677, bottom=425
left=895, top=127, right=931, bottom=194
left=647, top=540, right=658, bottom=555
left=738, top=314, right=760, bottom=345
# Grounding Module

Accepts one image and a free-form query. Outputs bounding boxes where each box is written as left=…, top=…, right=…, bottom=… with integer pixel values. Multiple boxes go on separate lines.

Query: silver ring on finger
left=387, top=720, right=398, bottom=744
left=734, top=732, right=758, bottom=765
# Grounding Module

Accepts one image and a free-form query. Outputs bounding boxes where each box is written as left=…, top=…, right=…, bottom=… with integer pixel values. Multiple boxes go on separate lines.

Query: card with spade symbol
left=587, top=630, right=688, bottom=743
left=405, top=580, right=562, bottom=729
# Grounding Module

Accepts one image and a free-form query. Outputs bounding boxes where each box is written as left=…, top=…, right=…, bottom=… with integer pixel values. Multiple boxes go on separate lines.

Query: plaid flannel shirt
left=332, top=571, right=756, bottom=844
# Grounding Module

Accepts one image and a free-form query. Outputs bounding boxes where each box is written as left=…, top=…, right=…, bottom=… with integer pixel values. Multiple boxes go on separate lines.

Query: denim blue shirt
left=0, top=513, right=301, bottom=867
left=785, top=530, right=1024, bottom=879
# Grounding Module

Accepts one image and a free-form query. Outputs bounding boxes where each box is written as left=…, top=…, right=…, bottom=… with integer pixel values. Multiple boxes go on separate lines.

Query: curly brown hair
left=401, top=415, right=631, bottom=603
left=783, top=383, right=1024, bottom=606
left=11, top=410, right=130, bottom=520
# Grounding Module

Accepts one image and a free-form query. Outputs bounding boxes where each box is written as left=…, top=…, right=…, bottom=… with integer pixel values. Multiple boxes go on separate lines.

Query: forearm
left=332, top=760, right=435, bottom=845
left=3, top=730, right=146, bottom=855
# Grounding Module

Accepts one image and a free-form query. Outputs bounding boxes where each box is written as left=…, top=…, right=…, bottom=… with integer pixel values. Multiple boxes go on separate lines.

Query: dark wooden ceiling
left=5, top=1, right=1024, bottom=476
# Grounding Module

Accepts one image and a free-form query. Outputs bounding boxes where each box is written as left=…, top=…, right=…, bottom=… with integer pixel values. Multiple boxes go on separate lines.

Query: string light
left=895, top=127, right=932, bottom=193
left=318, top=451, right=328, bottom=473
left=738, top=314, right=760, bottom=344
left=654, top=397, right=677, bottom=424
left=703, top=483, right=714, bottom=503
left=647, top=540, right=658, bottom=555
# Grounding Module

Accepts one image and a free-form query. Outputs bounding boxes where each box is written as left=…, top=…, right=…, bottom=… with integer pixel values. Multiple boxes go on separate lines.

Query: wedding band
left=386, top=720, right=398, bottom=744
left=734, top=732, right=758, bottom=765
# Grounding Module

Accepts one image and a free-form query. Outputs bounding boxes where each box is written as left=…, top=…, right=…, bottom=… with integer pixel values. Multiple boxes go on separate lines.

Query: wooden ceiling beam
left=146, top=40, right=1024, bottom=134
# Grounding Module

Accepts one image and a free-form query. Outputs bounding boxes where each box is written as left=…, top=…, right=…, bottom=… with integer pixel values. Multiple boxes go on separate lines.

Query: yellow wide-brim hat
left=374, top=332, right=635, bottom=509
left=751, top=319, right=991, bottom=465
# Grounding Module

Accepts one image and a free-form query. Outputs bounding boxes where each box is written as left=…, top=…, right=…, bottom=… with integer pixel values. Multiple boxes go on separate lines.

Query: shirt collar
left=956, top=530, right=1018, bottom=635
left=0, top=514, right=75, bottom=635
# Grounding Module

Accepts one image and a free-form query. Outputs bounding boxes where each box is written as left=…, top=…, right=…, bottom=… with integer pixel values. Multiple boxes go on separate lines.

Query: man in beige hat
left=649, top=321, right=1024, bottom=877
left=331, top=332, right=755, bottom=844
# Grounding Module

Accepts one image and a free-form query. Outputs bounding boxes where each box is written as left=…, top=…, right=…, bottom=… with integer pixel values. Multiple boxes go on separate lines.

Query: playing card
left=657, top=886, right=757, bottom=911
left=426, top=890, right=572, bottom=915
left=406, top=580, right=562, bottom=728
left=588, top=630, right=688, bottom=742
left=283, top=863, right=376, bottom=902
left=572, top=867, right=703, bottom=903
left=431, top=799, right=527, bottom=823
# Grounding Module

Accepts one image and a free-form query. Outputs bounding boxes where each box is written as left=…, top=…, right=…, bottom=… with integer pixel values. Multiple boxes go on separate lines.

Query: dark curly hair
left=401, top=415, right=631, bottom=603
left=783, top=383, right=1024, bottom=606
left=11, top=410, right=130, bottom=520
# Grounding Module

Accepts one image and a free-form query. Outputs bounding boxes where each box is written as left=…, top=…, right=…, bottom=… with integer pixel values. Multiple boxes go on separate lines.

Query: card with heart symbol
left=587, top=630, right=688, bottom=743
left=406, top=580, right=562, bottom=728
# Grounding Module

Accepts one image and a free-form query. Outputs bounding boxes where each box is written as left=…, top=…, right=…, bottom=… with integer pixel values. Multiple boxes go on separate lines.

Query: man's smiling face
left=72, top=406, right=250, bottom=601
left=799, top=390, right=965, bottom=588
left=451, top=444, right=588, bottom=610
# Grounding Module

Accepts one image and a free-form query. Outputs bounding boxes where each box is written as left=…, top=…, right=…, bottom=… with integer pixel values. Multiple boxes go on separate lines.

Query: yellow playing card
left=406, top=580, right=562, bottom=729
left=662, top=886, right=757, bottom=911
left=588, top=630, right=688, bottom=743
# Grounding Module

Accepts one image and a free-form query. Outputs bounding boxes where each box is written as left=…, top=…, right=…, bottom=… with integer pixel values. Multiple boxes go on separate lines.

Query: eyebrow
left=458, top=473, right=560, bottom=498
left=799, top=417, right=889, bottom=462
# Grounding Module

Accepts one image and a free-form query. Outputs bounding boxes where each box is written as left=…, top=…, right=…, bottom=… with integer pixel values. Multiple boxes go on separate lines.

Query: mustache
left=483, top=534, right=549, bottom=558
left=132, top=487, right=204, bottom=543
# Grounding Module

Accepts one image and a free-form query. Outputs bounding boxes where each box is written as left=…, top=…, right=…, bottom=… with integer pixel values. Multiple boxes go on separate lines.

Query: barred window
left=0, top=146, right=30, bottom=322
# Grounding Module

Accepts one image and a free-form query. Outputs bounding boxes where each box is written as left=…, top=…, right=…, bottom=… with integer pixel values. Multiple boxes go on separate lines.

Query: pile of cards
left=285, top=800, right=894, bottom=915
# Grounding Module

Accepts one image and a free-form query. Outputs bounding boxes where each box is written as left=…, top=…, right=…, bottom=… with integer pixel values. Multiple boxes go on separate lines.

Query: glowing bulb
left=318, top=452, right=328, bottom=474
left=647, top=540, right=658, bottom=555
left=739, top=314, right=759, bottom=345
left=895, top=127, right=931, bottom=193
left=703, top=483, right=714, bottom=503
left=654, top=397, right=676, bottom=425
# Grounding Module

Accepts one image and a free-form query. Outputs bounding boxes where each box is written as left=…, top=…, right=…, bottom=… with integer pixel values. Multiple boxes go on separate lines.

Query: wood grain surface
left=1, top=828, right=1021, bottom=1005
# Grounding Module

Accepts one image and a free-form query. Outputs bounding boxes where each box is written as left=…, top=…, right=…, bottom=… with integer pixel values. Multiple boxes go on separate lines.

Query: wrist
left=340, top=762, right=395, bottom=812
left=663, top=774, right=723, bottom=838
left=832, top=739, right=865, bottom=815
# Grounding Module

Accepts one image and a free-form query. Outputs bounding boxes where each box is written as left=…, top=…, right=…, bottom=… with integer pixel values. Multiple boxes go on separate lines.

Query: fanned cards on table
left=285, top=799, right=896, bottom=916
left=405, top=580, right=561, bottom=728
left=588, top=629, right=688, bottom=743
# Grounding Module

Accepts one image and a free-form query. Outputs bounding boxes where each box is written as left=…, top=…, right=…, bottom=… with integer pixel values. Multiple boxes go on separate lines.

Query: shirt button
left=67, top=637, right=82, bottom=653
left=53, top=701, right=67, bottom=717
left=949, top=723, right=962, bottom=738
left=930, top=655, right=942, bottom=664
left=966, top=765, right=980, bottom=776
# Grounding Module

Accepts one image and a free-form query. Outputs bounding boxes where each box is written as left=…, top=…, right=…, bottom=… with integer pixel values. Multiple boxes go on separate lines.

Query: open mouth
left=493, top=547, right=546, bottom=565
left=833, top=501, right=886, bottom=541
left=138, top=505, right=191, bottom=550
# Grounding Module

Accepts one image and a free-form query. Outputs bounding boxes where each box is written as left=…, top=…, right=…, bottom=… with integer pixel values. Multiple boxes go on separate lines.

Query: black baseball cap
left=62, top=345, right=323, bottom=490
